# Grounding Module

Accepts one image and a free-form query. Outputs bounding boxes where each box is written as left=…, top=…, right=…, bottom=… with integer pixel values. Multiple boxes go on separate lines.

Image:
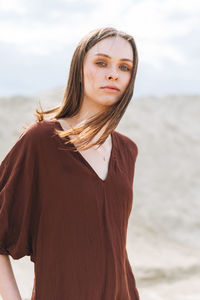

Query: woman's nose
left=105, top=69, right=119, bottom=81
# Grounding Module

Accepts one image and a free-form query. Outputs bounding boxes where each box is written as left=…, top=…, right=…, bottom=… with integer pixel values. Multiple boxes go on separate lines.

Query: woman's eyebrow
left=95, top=53, right=133, bottom=63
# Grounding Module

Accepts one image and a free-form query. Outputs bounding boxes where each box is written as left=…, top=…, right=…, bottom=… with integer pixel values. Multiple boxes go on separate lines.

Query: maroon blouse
left=0, top=119, right=140, bottom=300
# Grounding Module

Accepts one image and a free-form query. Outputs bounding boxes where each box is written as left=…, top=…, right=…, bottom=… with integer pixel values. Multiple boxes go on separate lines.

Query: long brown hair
left=34, top=27, right=138, bottom=151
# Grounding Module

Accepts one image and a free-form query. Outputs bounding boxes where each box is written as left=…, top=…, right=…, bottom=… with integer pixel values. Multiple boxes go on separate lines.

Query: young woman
left=0, top=27, right=139, bottom=299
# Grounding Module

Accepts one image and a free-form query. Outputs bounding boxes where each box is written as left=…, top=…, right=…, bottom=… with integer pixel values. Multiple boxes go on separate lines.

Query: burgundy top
left=0, top=119, right=139, bottom=300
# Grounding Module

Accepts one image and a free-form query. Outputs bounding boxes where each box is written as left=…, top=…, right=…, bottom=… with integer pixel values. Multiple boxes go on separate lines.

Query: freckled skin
left=83, top=36, right=133, bottom=109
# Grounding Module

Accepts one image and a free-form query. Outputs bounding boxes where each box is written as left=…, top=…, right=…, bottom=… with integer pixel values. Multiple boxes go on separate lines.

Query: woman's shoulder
left=3, top=119, right=57, bottom=160
left=114, top=130, right=138, bottom=158
left=0, top=120, right=52, bottom=167
left=19, top=119, right=56, bottom=143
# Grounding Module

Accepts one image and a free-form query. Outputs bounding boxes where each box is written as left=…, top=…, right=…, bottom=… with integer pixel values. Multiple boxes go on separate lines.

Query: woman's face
left=83, top=36, right=133, bottom=109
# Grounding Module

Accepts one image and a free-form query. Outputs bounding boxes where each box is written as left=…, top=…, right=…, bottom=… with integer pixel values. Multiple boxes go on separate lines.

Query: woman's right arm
left=0, top=254, right=22, bottom=300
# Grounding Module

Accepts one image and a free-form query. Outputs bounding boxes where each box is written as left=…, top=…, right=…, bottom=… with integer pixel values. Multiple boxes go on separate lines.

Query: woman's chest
left=78, top=147, right=111, bottom=181
left=40, top=147, right=134, bottom=216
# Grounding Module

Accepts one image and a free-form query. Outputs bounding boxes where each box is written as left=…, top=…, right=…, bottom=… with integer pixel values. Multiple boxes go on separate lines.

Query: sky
left=0, top=0, right=200, bottom=98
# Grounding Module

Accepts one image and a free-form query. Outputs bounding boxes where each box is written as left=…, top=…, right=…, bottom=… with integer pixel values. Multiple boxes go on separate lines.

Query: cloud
left=0, top=0, right=200, bottom=96
left=0, top=0, right=27, bottom=14
left=0, top=19, right=83, bottom=55
left=0, top=0, right=199, bottom=60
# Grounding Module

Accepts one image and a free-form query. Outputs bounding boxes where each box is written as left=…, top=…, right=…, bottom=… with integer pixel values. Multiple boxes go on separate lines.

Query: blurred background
left=0, top=0, right=200, bottom=299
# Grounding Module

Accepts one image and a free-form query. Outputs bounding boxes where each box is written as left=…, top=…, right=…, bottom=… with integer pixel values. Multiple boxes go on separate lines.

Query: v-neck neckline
left=53, top=119, right=116, bottom=183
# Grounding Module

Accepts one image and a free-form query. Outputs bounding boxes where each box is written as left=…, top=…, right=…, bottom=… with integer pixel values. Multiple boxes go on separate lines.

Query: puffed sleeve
left=0, top=126, right=39, bottom=260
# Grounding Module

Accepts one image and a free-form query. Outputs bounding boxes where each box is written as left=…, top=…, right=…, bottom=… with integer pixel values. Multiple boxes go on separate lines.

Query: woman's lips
left=101, top=86, right=120, bottom=93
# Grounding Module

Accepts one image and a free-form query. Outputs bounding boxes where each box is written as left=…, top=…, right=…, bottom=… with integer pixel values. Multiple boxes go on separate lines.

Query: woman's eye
left=120, top=65, right=130, bottom=71
left=96, top=61, right=106, bottom=67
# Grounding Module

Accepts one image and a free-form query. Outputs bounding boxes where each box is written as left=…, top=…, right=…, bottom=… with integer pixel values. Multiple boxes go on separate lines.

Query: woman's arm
left=0, top=254, right=22, bottom=300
